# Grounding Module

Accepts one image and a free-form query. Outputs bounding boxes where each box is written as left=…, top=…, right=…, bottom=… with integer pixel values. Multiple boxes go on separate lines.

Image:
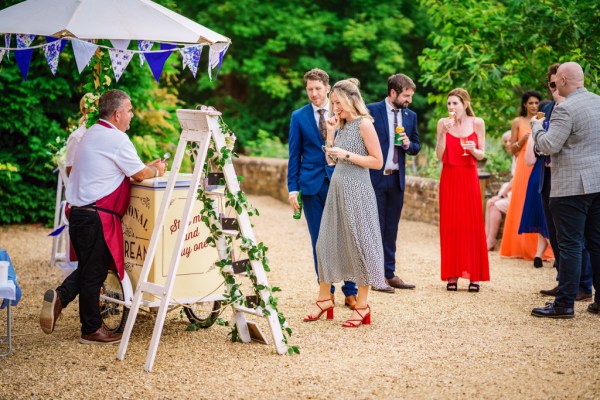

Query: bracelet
left=154, top=166, right=159, bottom=177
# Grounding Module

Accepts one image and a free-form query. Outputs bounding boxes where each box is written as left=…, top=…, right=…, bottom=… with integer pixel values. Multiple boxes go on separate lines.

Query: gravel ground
left=0, top=195, right=599, bottom=399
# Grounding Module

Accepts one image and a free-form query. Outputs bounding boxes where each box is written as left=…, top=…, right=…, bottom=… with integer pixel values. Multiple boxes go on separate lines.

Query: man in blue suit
left=368, top=74, right=420, bottom=293
left=287, top=69, right=357, bottom=308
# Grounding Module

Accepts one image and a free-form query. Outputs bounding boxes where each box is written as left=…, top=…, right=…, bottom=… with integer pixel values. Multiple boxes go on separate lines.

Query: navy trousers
left=550, top=192, right=600, bottom=307
left=57, top=209, right=111, bottom=334
left=303, top=178, right=357, bottom=296
left=374, top=174, right=404, bottom=279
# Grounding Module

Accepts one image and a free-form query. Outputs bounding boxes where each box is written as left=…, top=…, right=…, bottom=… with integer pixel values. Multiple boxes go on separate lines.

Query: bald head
left=556, top=62, right=584, bottom=97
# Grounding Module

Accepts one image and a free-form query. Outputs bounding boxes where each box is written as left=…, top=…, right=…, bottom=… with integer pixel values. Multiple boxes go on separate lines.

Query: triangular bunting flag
left=208, top=43, right=229, bottom=80
left=0, top=49, right=5, bottom=64
left=215, top=44, right=229, bottom=78
left=138, top=40, right=154, bottom=66
left=179, top=45, right=203, bottom=78
left=110, top=39, right=131, bottom=50
left=46, top=36, right=67, bottom=54
left=159, top=42, right=177, bottom=51
left=72, top=39, right=98, bottom=73
left=108, top=48, right=134, bottom=81
left=143, top=50, right=173, bottom=82
left=43, top=40, right=63, bottom=75
left=16, top=34, right=36, bottom=48
left=14, top=48, right=34, bottom=80
left=4, top=34, right=10, bottom=59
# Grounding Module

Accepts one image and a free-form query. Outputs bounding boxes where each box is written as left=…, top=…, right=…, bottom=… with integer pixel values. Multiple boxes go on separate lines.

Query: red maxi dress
left=439, top=132, right=490, bottom=282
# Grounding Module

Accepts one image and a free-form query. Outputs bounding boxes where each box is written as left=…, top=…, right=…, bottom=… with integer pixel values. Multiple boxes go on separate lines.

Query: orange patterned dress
left=499, top=117, right=553, bottom=260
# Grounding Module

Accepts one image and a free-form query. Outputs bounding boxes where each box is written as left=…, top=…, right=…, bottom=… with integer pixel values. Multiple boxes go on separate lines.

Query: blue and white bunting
left=110, top=39, right=131, bottom=50
left=143, top=49, right=173, bottom=82
left=138, top=40, right=154, bottom=66
left=16, top=34, right=35, bottom=48
left=208, top=42, right=229, bottom=80
left=43, top=40, right=63, bottom=75
left=4, top=34, right=10, bottom=59
left=108, top=48, right=134, bottom=81
left=14, top=48, right=34, bottom=80
left=179, top=45, right=203, bottom=78
left=71, top=39, right=98, bottom=73
left=0, top=49, right=5, bottom=64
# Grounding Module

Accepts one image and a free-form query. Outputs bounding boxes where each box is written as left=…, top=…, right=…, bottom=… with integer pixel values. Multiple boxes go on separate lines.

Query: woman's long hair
left=330, top=78, right=374, bottom=128
left=519, top=90, right=542, bottom=117
left=448, top=88, right=475, bottom=117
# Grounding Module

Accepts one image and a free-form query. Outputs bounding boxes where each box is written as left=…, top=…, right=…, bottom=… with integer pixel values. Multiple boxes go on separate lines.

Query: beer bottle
left=293, top=191, right=302, bottom=219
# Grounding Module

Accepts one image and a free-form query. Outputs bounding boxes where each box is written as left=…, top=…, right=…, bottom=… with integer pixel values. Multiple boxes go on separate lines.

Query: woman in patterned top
left=304, top=78, right=386, bottom=328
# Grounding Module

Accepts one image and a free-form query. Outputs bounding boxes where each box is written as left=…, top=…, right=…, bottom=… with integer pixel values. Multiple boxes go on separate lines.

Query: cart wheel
left=100, top=270, right=129, bottom=334
left=184, top=301, right=221, bottom=328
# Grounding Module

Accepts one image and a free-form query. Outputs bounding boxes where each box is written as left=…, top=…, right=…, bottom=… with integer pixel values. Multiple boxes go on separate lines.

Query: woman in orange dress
left=500, top=91, right=553, bottom=261
left=436, top=88, right=489, bottom=292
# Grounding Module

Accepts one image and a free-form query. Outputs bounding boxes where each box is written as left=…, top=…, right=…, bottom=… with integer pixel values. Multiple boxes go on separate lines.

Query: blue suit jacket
left=367, top=100, right=420, bottom=190
left=287, top=104, right=334, bottom=195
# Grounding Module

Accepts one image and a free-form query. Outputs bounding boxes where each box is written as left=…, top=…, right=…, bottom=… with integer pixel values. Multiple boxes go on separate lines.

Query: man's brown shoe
left=80, top=328, right=122, bottom=345
left=344, top=295, right=357, bottom=310
left=40, top=289, right=62, bottom=334
left=540, top=286, right=558, bottom=297
left=387, top=276, right=415, bottom=290
left=576, top=291, right=592, bottom=301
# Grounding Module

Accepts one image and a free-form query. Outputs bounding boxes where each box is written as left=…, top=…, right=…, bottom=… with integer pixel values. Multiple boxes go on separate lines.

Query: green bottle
left=293, top=191, right=302, bottom=219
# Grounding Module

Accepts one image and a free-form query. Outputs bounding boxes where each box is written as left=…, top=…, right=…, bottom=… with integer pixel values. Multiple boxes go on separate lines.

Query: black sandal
left=468, top=283, right=480, bottom=292
left=446, top=282, right=458, bottom=291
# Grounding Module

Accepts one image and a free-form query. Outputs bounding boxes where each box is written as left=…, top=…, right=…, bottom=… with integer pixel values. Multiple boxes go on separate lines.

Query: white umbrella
left=0, top=0, right=230, bottom=45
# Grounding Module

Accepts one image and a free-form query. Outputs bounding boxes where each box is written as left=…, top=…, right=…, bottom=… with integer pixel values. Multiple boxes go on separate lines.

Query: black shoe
left=587, top=302, right=600, bottom=314
left=533, top=257, right=543, bottom=268
left=540, top=285, right=559, bottom=297
left=531, top=303, right=574, bottom=319
left=468, top=282, right=480, bottom=293
left=446, top=281, right=457, bottom=291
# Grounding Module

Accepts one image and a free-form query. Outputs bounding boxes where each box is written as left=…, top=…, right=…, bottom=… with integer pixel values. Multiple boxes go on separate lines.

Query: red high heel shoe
left=303, top=299, right=334, bottom=322
left=342, top=305, right=371, bottom=328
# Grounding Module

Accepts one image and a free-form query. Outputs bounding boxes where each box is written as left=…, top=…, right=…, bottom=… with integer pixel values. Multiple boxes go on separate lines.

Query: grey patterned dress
left=316, top=118, right=386, bottom=287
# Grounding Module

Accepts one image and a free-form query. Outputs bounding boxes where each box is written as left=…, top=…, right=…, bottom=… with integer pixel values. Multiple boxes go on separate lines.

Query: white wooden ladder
left=117, top=109, right=286, bottom=372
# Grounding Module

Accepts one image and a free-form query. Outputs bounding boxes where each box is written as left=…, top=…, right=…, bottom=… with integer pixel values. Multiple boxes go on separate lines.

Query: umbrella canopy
left=0, top=0, right=230, bottom=45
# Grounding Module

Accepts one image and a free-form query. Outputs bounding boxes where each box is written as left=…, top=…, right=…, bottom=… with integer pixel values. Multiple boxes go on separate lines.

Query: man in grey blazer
left=531, top=62, right=600, bottom=318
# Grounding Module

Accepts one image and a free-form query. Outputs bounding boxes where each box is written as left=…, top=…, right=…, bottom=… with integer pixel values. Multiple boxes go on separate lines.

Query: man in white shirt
left=40, top=89, right=166, bottom=344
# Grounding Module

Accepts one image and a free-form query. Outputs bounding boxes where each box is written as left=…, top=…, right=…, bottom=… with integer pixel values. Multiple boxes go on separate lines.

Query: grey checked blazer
left=533, top=88, right=600, bottom=197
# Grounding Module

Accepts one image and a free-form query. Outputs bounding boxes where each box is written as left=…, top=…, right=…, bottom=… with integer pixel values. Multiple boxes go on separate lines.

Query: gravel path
left=0, top=195, right=598, bottom=399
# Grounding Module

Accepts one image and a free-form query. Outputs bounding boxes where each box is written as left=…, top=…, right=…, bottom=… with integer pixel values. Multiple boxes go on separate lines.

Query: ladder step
left=205, top=186, right=225, bottom=196
left=140, top=282, right=166, bottom=297
left=233, top=305, right=264, bottom=317
left=222, top=265, right=247, bottom=276
left=221, top=229, right=239, bottom=237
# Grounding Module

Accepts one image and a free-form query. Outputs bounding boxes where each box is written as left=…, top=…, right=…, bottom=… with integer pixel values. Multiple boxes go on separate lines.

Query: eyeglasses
left=548, top=81, right=557, bottom=89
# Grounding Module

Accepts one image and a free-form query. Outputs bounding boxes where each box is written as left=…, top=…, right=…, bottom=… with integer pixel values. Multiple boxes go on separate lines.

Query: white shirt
left=311, top=100, right=330, bottom=129
left=65, top=125, right=87, bottom=167
left=384, top=98, right=403, bottom=170
left=67, top=120, right=145, bottom=206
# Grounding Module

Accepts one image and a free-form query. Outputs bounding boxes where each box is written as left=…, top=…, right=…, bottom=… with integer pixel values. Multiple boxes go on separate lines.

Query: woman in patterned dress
left=303, top=78, right=386, bottom=328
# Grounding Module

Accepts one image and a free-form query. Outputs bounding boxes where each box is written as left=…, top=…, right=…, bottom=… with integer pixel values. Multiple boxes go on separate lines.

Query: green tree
left=418, top=0, right=600, bottom=139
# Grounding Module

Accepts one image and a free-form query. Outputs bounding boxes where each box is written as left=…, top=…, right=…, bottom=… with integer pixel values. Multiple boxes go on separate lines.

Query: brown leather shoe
left=576, top=291, right=592, bottom=302
left=387, top=276, right=415, bottom=290
left=540, top=286, right=558, bottom=296
left=40, top=289, right=63, bottom=334
left=344, top=295, right=357, bottom=310
left=80, top=328, right=122, bottom=345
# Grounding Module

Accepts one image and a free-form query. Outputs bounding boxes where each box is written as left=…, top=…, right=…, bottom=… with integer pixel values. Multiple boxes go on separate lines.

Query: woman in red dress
left=435, top=88, right=490, bottom=292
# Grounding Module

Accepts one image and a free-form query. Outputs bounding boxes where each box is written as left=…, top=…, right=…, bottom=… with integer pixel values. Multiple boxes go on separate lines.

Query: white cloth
left=311, top=100, right=330, bottom=128
left=65, top=125, right=87, bottom=168
left=66, top=120, right=145, bottom=206
left=384, top=98, right=402, bottom=170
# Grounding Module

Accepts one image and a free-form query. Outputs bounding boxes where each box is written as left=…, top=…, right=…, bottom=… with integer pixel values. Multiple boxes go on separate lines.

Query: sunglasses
left=549, top=81, right=557, bottom=89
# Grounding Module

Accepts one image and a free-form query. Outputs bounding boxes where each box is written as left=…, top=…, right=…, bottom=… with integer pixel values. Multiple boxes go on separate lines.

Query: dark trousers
left=549, top=192, right=600, bottom=307
left=374, top=174, right=404, bottom=279
left=57, top=209, right=110, bottom=334
left=541, top=168, right=592, bottom=292
left=303, top=178, right=357, bottom=296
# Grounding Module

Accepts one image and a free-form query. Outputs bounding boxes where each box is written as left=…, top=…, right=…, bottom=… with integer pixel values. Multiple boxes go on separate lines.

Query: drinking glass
left=460, top=136, right=469, bottom=156
left=322, top=141, right=336, bottom=166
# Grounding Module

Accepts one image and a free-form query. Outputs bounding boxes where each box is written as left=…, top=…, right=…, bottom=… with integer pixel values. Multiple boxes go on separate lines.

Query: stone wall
left=233, top=156, right=442, bottom=225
